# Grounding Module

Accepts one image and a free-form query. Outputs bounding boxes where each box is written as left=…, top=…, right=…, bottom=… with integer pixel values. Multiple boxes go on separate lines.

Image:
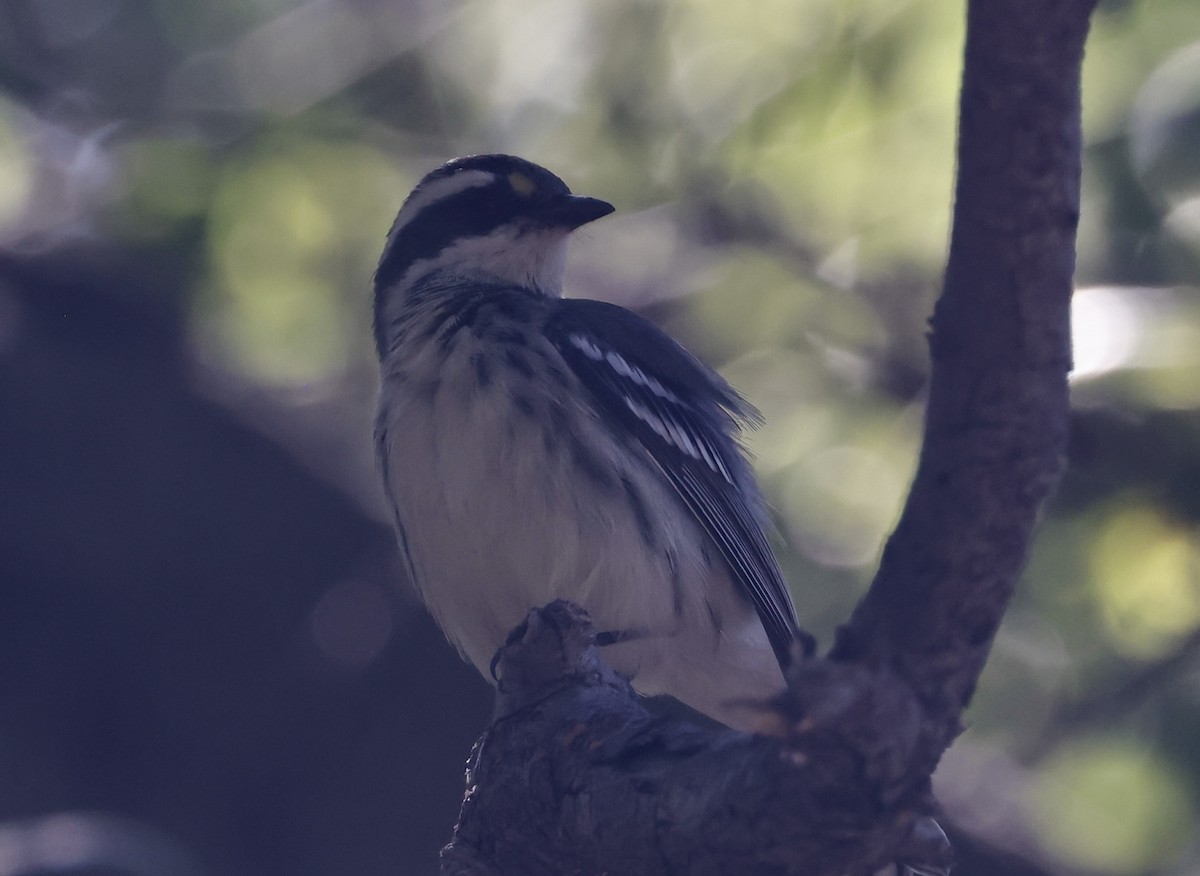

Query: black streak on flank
left=543, top=403, right=568, bottom=455
left=569, top=433, right=615, bottom=493
left=669, top=551, right=685, bottom=620
left=513, top=394, right=537, bottom=419
left=418, top=376, right=441, bottom=403
left=437, top=313, right=465, bottom=349
left=546, top=362, right=571, bottom=389
left=504, top=348, right=535, bottom=380
left=473, top=353, right=491, bottom=388
left=622, top=476, right=657, bottom=550
left=548, top=402, right=570, bottom=435
left=704, top=597, right=724, bottom=637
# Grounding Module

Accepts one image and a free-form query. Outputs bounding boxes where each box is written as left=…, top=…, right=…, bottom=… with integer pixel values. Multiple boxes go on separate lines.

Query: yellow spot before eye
left=508, top=172, right=536, bottom=197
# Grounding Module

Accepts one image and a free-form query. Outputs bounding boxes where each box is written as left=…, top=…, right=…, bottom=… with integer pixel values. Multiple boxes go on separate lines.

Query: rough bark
left=828, top=0, right=1090, bottom=766
left=441, top=1, right=1096, bottom=873
left=443, top=602, right=946, bottom=876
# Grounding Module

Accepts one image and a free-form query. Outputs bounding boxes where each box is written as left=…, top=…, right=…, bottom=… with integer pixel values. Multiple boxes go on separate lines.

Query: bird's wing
left=544, top=298, right=811, bottom=667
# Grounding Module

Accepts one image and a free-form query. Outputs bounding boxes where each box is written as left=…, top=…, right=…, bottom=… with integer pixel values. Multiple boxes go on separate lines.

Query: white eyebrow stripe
left=386, top=169, right=497, bottom=243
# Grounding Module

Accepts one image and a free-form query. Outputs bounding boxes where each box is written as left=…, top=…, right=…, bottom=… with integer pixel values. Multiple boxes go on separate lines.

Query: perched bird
left=373, top=154, right=813, bottom=731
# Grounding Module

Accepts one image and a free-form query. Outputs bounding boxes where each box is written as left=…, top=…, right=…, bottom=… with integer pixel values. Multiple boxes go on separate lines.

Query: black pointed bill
left=539, top=195, right=615, bottom=230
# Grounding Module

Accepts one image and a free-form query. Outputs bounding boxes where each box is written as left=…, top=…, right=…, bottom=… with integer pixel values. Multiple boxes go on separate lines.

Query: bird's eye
left=508, top=172, right=536, bottom=198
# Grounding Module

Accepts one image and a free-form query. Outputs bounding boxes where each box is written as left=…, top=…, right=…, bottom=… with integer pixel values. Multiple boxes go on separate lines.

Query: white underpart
left=401, top=225, right=571, bottom=298
left=376, top=299, right=785, bottom=731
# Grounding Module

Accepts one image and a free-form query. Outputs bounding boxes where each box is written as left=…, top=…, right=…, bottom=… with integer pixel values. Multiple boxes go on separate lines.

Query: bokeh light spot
left=1070, top=286, right=1140, bottom=380
left=1032, top=737, right=1193, bottom=873
left=1130, top=40, right=1200, bottom=207
left=784, top=443, right=906, bottom=568
left=1164, top=195, right=1200, bottom=247
left=0, top=100, right=35, bottom=233
left=120, top=137, right=215, bottom=228
left=1091, top=504, right=1200, bottom=658
left=309, top=580, right=395, bottom=669
left=201, top=140, right=402, bottom=382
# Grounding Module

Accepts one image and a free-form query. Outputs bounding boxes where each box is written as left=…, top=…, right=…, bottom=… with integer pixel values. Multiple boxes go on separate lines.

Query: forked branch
left=441, top=2, right=1096, bottom=873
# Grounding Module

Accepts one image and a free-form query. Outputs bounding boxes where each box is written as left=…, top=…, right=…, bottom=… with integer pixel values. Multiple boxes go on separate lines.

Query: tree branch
left=443, top=602, right=941, bottom=876
left=441, top=1, right=1096, bottom=873
left=830, top=0, right=1092, bottom=763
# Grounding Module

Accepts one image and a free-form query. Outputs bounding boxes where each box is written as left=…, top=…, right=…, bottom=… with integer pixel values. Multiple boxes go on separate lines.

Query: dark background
left=1, top=1, right=1199, bottom=874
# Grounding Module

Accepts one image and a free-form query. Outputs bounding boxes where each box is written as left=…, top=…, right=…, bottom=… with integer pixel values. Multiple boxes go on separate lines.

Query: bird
left=372, top=154, right=814, bottom=731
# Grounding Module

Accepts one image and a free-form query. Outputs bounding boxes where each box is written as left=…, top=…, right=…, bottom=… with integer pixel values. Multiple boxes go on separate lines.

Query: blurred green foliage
left=2, top=0, right=1199, bottom=873
left=1033, top=735, right=1195, bottom=873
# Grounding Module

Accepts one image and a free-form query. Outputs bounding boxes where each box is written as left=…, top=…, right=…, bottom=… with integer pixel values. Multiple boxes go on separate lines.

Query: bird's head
left=375, top=154, right=613, bottom=305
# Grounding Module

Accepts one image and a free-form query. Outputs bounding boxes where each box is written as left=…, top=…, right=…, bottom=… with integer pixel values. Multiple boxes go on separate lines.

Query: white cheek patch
left=536, top=234, right=569, bottom=293
left=401, top=226, right=571, bottom=296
